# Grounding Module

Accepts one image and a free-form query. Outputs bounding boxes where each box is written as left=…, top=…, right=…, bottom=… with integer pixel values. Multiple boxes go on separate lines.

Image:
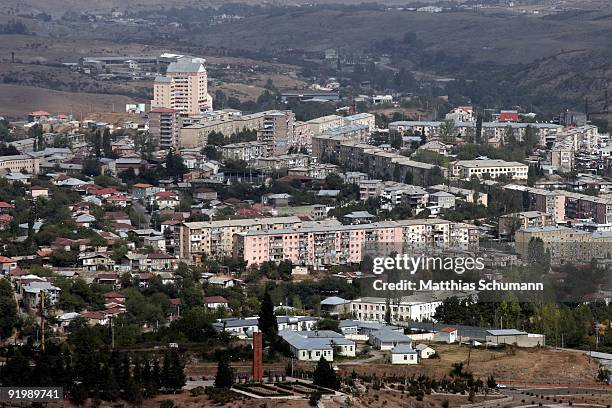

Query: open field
left=0, top=34, right=306, bottom=114
left=0, top=84, right=136, bottom=119
left=338, top=344, right=602, bottom=386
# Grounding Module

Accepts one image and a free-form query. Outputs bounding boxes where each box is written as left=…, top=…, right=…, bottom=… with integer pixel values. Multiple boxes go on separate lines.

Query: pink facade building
left=234, top=219, right=478, bottom=268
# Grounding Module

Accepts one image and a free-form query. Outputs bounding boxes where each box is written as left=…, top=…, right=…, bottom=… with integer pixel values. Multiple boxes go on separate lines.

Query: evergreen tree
left=119, top=353, right=131, bottom=384
left=487, top=375, right=497, bottom=389
left=165, top=148, right=187, bottom=182
left=0, top=278, right=18, bottom=338
left=312, top=356, right=340, bottom=390
left=152, top=358, right=162, bottom=391
left=475, top=115, right=483, bottom=144
left=258, top=290, right=278, bottom=344
left=1, top=351, right=32, bottom=386
left=101, top=363, right=120, bottom=401
left=384, top=297, right=391, bottom=324
left=214, top=359, right=234, bottom=389
left=162, top=350, right=185, bottom=392
left=124, top=379, right=144, bottom=405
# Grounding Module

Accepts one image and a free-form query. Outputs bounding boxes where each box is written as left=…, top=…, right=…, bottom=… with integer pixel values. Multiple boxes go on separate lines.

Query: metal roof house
left=369, top=329, right=413, bottom=350
left=391, top=344, right=418, bottom=365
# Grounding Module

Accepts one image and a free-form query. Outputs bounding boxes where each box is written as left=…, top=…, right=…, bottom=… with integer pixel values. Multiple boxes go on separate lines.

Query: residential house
left=415, top=344, right=436, bottom=359
left=391, top=344, right=418, bottom=365
left=0, top=256, right=17, bottom=275
left=204, top=295, right=229, bottom=309
left=369, top=330, right=413, bottom=351
left=435, top=327, right=458, bottom=343
left=79, top=253, right=115, bottom=272
left=153, top=191, right=180, bottom=209
left=320, top=296, right=351, bottom=316
left=22, top=281, right=61, bottom=310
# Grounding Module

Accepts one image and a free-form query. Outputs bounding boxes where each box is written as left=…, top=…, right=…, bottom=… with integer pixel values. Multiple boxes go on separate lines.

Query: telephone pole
left=110, top=315, right=115, bottom=350
left=40, top=291, right=45, bottom=352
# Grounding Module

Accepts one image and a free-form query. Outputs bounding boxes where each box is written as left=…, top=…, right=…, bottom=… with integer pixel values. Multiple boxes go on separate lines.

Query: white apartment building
left=221, top=141, right=268, bottom=164
left=350, top=296, right=442, bottom=323
left=451, top=159, right=529, bottom=180
left=0, top=155, right=40, bottom=174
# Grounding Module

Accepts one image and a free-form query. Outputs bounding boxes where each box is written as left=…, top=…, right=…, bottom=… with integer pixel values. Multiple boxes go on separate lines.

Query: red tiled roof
left=30, top=110, right=50, bottom=116
left=439, top=327, right=457, bottom=333
left=91, top=187, right=119, bottom=196
left=0, top=256, right=15, bottom=263
left=106, top=194, right=129, bottom=201
left=155, top=191, right=179, bottom=198
left=96, top=273, right=118, bottom=280
left=82, top=311, right=106, bottom=320
left=498, top=111, right=519, bottom=122
left=36, top=248, right=54, bottom=257
left=204, top=296, right=228, bottom=304
left=147, top=253, right=175, bottom=259
left=104, top=291, right=126, bottom=299
left=0, top=214, right=13, bottom=223
left=0, top=201, right=14, bottom=209
left=150, top=107, right=177, bottom=113
left=105, top=211, right=130, bottom=220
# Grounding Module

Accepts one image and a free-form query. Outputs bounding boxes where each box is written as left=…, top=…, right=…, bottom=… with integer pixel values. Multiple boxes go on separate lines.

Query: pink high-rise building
left=152, top=61, right=212, bottom=115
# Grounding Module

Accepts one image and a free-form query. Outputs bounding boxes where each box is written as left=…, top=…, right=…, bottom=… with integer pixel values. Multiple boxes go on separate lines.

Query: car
left=496, top=384, right=507, bottom=389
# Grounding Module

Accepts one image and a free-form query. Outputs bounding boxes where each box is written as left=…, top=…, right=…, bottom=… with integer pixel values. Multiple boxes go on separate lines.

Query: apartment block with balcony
left=151, top=61, right=212, bottom=115
left=257, top=111, right=295, bottom=155
left=179, top=216, right=303, bottom=260
left=234, top=219, right=478, bottom=268
left=148, top=108, right=180, bottom=149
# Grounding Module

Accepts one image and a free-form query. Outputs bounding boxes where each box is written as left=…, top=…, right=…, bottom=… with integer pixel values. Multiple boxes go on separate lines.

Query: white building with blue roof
left=391, top=344, right=418, bottom=365
left=279, top=329, right=356, bottom=361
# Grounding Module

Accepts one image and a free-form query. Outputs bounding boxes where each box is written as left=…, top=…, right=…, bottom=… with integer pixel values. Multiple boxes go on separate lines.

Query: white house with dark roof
left=391, top=344, right=418, bottom=365
left=320, top=296, right=351, bottom=315
left=435, top=327, right=458, bottom=343
left=415, top=343, right=436, bottom=359
left=203, top=296, right=229, bottom=309
left=485, top=329, right=545, bottom=347
left=369, top=329, right=413, bottom=350
left=279, top=329, right=356, bottom=361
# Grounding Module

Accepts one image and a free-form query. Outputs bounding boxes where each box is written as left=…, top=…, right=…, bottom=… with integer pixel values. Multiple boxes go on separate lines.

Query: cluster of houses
left=208, top=295, right=545, bottom=364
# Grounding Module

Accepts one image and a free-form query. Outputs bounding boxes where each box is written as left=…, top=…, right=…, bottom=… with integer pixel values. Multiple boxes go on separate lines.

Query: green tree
left=258, top=290, right=278, bottom=344
left=0, top=278, right=18, bottom=338
left=165, top=148, right=187, bottom=182
left=440, top=119, right=456, bottom=143
left=312, top=356, right=340, bottom=390
left=487, top=375, right=497, bottom=389
left=164, top=350, right=185, bottom=392
left=214, top=359, right=234, bottom=389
